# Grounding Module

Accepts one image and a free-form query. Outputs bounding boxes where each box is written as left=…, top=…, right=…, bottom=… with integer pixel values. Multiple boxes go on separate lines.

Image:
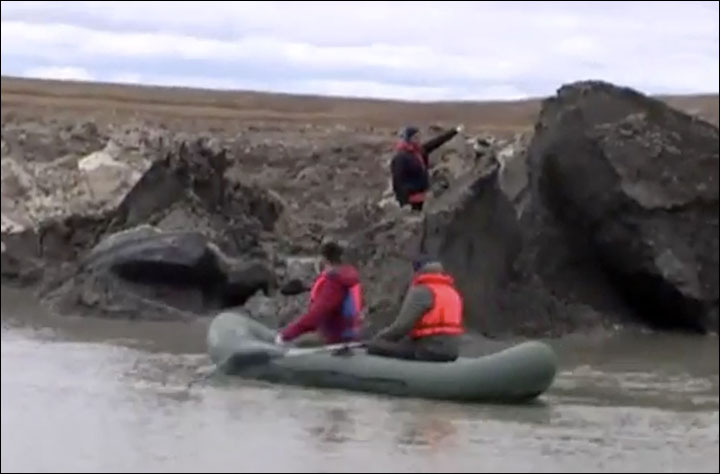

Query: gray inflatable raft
left=207, top=312, right=557, bottom=403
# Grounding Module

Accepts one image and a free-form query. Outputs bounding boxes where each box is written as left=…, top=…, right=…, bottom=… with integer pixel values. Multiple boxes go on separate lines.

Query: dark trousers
left=410, top=202, right=424, bottom=212
left=366, top=338, right=457, bottom=362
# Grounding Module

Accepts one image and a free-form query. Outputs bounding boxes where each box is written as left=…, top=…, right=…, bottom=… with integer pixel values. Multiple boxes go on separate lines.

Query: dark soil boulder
left=529, top=81, right=718, bottom=332
left=417, top=81, right=718, bottom=336
left=43, top=226, right=276, bottom=320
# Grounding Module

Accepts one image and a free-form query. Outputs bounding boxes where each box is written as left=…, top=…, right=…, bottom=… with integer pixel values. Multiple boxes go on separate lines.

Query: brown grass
left=1, top=76, right=717, bottom=133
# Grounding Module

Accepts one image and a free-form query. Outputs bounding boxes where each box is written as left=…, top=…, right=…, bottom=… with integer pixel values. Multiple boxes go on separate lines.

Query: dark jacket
left=390, top=129, right=458, bottom=205
left=280, top=265, right=361, bottom=344
left=373, top=261, right=460, bottom=360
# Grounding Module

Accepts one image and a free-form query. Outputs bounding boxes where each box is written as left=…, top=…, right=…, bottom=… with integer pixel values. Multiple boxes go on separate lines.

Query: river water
left=1, top=286, right=718, bottom=473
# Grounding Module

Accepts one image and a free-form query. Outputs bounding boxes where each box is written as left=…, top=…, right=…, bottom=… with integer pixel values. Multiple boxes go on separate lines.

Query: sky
left=1, top=1, right=718, bottom=101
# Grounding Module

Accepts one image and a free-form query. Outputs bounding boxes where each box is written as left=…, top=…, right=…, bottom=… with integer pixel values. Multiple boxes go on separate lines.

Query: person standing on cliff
left=391, top=124, right=464, bottom=212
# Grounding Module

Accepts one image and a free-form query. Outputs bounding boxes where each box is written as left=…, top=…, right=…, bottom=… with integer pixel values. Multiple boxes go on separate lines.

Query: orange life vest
left=410, top=272, right=464, bottom=338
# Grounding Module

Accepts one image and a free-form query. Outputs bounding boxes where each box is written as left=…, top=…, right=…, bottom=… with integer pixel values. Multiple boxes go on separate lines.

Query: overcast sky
left=1, top=1, right=718, bottom=101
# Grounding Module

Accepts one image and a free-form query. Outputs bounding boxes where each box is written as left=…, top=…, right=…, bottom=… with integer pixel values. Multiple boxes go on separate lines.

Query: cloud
left=0, top=21, right=537, bottom=83
left=84, top=73, right=482, bottom=102
left=462, top=86, right=529, bottom=102
left=259, top=79, right=454, bottom=102
left=1, top=1, right=718, bottom=100
left=21, top=66, right=93, bottom=81
left=108, top=73, right=142, bottom=84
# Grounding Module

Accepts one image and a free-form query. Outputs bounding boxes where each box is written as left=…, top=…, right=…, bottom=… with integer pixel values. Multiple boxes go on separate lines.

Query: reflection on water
left=396, top=416, right=458, bottom=449
left=307, top=407, right=355, bottom=444
left=1, top=286, right=719, bottom=473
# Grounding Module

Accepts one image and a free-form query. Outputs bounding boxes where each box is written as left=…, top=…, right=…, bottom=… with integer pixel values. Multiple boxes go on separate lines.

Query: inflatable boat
left=207, top=312, right=557, bottom=403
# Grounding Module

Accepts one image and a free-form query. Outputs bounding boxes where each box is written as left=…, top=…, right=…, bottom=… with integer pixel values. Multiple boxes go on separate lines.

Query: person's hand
left=274, top=333, right=285, bottom=345
left=456, top=124, right=465, bottom=133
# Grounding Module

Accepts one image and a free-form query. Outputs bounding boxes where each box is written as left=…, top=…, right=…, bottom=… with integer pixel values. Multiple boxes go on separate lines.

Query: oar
left=187, top=341, right=367, bottom=388
left=284, top=341, right=366, bottom=357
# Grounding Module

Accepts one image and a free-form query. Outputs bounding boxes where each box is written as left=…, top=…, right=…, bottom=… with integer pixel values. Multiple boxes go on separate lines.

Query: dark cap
left=320, top=240, right=343, bottom=264
left=401, top=126, right=419, bottom=141
left=412, top=254, right=435, bottom=272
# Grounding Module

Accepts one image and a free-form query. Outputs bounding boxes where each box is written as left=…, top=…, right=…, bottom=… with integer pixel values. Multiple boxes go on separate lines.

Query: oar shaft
left=284, top=341, right=366, bottom=357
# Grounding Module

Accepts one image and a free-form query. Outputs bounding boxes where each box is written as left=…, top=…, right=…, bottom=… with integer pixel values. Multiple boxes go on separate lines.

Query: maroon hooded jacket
left=279, top=265, right=362, bottom=344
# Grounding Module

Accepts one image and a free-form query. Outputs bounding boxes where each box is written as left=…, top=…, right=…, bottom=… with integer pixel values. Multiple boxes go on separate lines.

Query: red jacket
left=280, top=265, right=362, bottom=343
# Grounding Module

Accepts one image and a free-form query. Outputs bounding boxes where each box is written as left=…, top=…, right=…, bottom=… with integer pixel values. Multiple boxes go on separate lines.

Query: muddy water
left=1, top=287, right=718, bottom=473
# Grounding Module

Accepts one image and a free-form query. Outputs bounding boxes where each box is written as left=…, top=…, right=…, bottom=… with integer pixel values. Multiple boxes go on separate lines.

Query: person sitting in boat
left=390, top=124, right=464, bottom=212
left=275, top=241, right=363, bottom=346
left=367, top=255, right=463, bottom=362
